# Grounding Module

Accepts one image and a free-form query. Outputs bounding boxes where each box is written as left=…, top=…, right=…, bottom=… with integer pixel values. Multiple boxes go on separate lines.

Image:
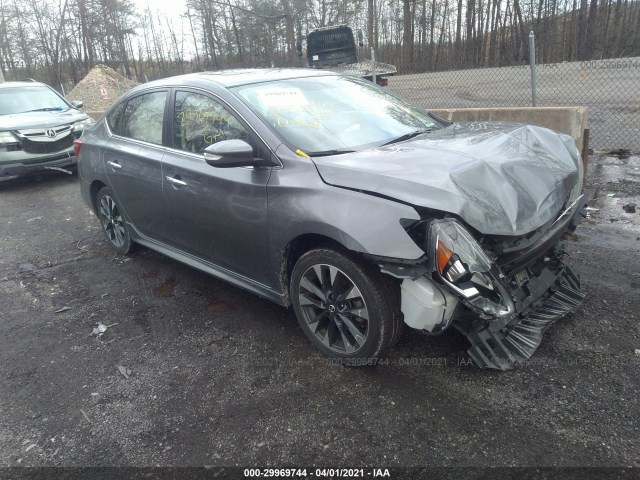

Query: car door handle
left=107, top=160, right=122, bottom=169
left=166, top=175, right=187, bottom=187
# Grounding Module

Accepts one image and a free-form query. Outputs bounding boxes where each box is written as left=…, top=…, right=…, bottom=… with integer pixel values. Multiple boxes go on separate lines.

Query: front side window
left=173, top=91, right=248, bottom=154
left=121, top=91, right=166, bottom=145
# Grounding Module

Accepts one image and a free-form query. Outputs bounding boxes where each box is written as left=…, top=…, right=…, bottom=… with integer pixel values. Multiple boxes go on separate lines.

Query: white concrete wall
left=429, top=107, right=589, bottom=157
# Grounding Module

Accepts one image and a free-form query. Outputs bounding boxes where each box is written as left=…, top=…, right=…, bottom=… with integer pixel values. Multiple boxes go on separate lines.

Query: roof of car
left=160, top=68, right=335, bottom=88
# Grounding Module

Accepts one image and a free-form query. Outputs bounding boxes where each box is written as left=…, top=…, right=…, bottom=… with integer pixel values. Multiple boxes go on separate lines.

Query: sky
left=133, top=0, right=188, bottom=26
left=131, top=0, right=193, bottom=58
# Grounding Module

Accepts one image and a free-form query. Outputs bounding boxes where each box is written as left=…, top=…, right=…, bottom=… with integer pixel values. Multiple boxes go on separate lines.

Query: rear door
left=103, top=89, right=168, bottom=241
left=161, top=88, right=272, bottom=284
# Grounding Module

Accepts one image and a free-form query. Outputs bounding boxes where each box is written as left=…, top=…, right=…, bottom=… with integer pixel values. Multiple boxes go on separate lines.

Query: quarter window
left=174, top=91, right=248, bottom=154
left=106, top=102, right=124, bottom=134
left=121, top=91, right=166, bottom=145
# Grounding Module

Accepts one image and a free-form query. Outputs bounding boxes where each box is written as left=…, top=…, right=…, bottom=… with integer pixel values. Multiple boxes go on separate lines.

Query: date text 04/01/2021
left=243, top=468, right=391, bottom=477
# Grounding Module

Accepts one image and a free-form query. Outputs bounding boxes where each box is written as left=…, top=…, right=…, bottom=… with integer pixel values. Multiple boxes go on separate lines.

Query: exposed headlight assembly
left=429, top=219, right=515, bottom=318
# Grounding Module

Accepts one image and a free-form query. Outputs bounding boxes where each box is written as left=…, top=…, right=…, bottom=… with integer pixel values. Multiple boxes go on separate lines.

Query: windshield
left=0, top=86, right=70, bottom=115
left=232, top=76, right=439, bottom=155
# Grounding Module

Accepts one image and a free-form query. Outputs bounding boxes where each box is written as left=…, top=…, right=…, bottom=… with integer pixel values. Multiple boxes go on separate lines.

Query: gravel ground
left=0, top=156, right=639, bottom=471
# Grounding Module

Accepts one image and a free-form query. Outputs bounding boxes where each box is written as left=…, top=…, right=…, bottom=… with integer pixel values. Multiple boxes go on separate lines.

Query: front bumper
left=457, top=196, right=588, bottom=369
left=0, top=149, right=76, bottom=181
left=376, top=193, right=588, bottom=369
left=466, top=266, right=584, bottom=370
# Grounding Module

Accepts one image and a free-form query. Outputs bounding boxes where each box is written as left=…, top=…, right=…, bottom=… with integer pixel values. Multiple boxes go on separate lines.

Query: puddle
left=207, top=300, right=234, bottom=312
left=155, top=275, right=177, bottom=297
left=591, top=156, right=640, bottom=187
left=17, top=262, right=38, bottom=275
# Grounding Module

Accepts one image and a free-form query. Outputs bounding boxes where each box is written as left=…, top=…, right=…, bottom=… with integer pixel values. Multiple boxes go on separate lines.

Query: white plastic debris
left=54, top=306, right=71, bottom=313
left=117, top=365, right=131, bottom=379
left=80, top=409, right=91, bottom=423
left=91, top=322, right=118, bottom=336
left=92, top=323, right=108, bottom=336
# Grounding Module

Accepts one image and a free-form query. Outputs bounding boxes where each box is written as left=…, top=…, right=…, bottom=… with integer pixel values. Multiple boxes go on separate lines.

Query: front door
left=161, top=89, right=272, bottom=285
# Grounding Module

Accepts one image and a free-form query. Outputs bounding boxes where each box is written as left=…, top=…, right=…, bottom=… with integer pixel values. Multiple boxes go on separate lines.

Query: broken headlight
left=0, top=131, right=20, bottom=152
left=0, top=131, right=19, bottom=144
left=428, top=219, right=514, bottom=318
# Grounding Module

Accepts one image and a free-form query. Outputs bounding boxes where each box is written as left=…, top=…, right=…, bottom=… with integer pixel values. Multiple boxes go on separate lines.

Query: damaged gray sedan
left=78, top=69, right=586, bottom=370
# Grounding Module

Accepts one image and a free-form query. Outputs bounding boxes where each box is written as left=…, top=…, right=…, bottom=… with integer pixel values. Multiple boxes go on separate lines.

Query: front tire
left=95, top=186, right=133, bottom=255
left=290, top=247, right=401, bottom=365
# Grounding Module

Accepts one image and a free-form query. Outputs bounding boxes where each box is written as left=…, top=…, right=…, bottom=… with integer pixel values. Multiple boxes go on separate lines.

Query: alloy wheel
left=99, top=194, right=126, bottom=248
left=298, top=264, right=370, bottom=354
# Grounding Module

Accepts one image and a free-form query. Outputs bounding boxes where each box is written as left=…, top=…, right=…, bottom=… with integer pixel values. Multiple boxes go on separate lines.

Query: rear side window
left=106, top=102, right=124, bottom=134
left=121, top=91, right=166, bottom=145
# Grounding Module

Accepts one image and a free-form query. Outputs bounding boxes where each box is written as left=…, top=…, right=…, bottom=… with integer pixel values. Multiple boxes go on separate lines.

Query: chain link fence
left=34, top=29, right=636, bottom=153
left=378, top=33, right=640, bottom=153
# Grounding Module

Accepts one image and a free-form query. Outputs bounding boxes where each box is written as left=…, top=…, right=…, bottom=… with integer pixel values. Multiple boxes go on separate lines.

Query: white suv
left=0, top=80, right=94, bottom=182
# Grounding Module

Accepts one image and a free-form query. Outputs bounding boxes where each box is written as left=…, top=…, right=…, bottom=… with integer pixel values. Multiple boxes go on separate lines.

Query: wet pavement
left=0, top=156, right=639, bottom=468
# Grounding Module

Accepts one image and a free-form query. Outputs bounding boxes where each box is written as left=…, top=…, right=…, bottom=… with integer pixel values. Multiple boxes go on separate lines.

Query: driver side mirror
left=71, top=100, right=84, bottom=109
left=203, top=139, right=265, bottom=168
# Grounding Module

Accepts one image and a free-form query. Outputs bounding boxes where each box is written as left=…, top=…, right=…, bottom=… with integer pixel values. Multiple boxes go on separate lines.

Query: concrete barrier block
left=429, top=107, right=589, bottom=158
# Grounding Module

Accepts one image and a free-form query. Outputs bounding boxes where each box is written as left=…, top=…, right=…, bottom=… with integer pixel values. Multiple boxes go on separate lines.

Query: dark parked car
left=78, top=69, right=586, bottom=370
left=0, top=80, right=94, bottom=182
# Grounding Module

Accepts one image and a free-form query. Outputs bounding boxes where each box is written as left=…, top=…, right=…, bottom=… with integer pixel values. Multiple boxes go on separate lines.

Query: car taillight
left=73, top=138, right=83, bottom=160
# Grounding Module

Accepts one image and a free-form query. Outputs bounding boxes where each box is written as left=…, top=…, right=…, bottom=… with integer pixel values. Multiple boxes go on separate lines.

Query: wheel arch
left=89, top=180, right=108, bottom=213
left=278, top=232, right=356, bottom=306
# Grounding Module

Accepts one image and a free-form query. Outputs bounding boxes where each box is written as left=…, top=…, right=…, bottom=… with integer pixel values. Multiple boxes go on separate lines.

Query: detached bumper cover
left=0, top=150, right=76, bottom=179
left=467, top=266, right=584, bottom=370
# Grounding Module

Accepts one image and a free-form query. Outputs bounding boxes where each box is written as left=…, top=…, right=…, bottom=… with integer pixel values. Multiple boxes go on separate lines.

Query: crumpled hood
left=0, top=110, right=87, bottom=130
left=311, top=122, right=581, bottom=236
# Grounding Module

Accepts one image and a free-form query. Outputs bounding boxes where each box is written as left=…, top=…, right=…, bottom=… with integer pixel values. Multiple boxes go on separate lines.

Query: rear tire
left=95, top=186, right=133, bottom=255
left=290, top=247, right=401, bottom=366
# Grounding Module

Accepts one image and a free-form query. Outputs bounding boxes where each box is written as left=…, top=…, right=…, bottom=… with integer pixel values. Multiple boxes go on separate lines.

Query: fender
left=267, top=146, right=425, bottom=297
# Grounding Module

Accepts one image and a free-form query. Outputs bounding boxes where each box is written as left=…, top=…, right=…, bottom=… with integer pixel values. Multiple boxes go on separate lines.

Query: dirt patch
left=155, top=275, right=177, bottom=298
left=207, top=300, right=234, bottom=312
left=66, top=64, right=138, bottom=112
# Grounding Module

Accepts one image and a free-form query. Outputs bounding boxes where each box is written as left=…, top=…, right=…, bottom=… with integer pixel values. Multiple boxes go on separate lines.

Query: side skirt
left=132, top=232, right=287, bottom=307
